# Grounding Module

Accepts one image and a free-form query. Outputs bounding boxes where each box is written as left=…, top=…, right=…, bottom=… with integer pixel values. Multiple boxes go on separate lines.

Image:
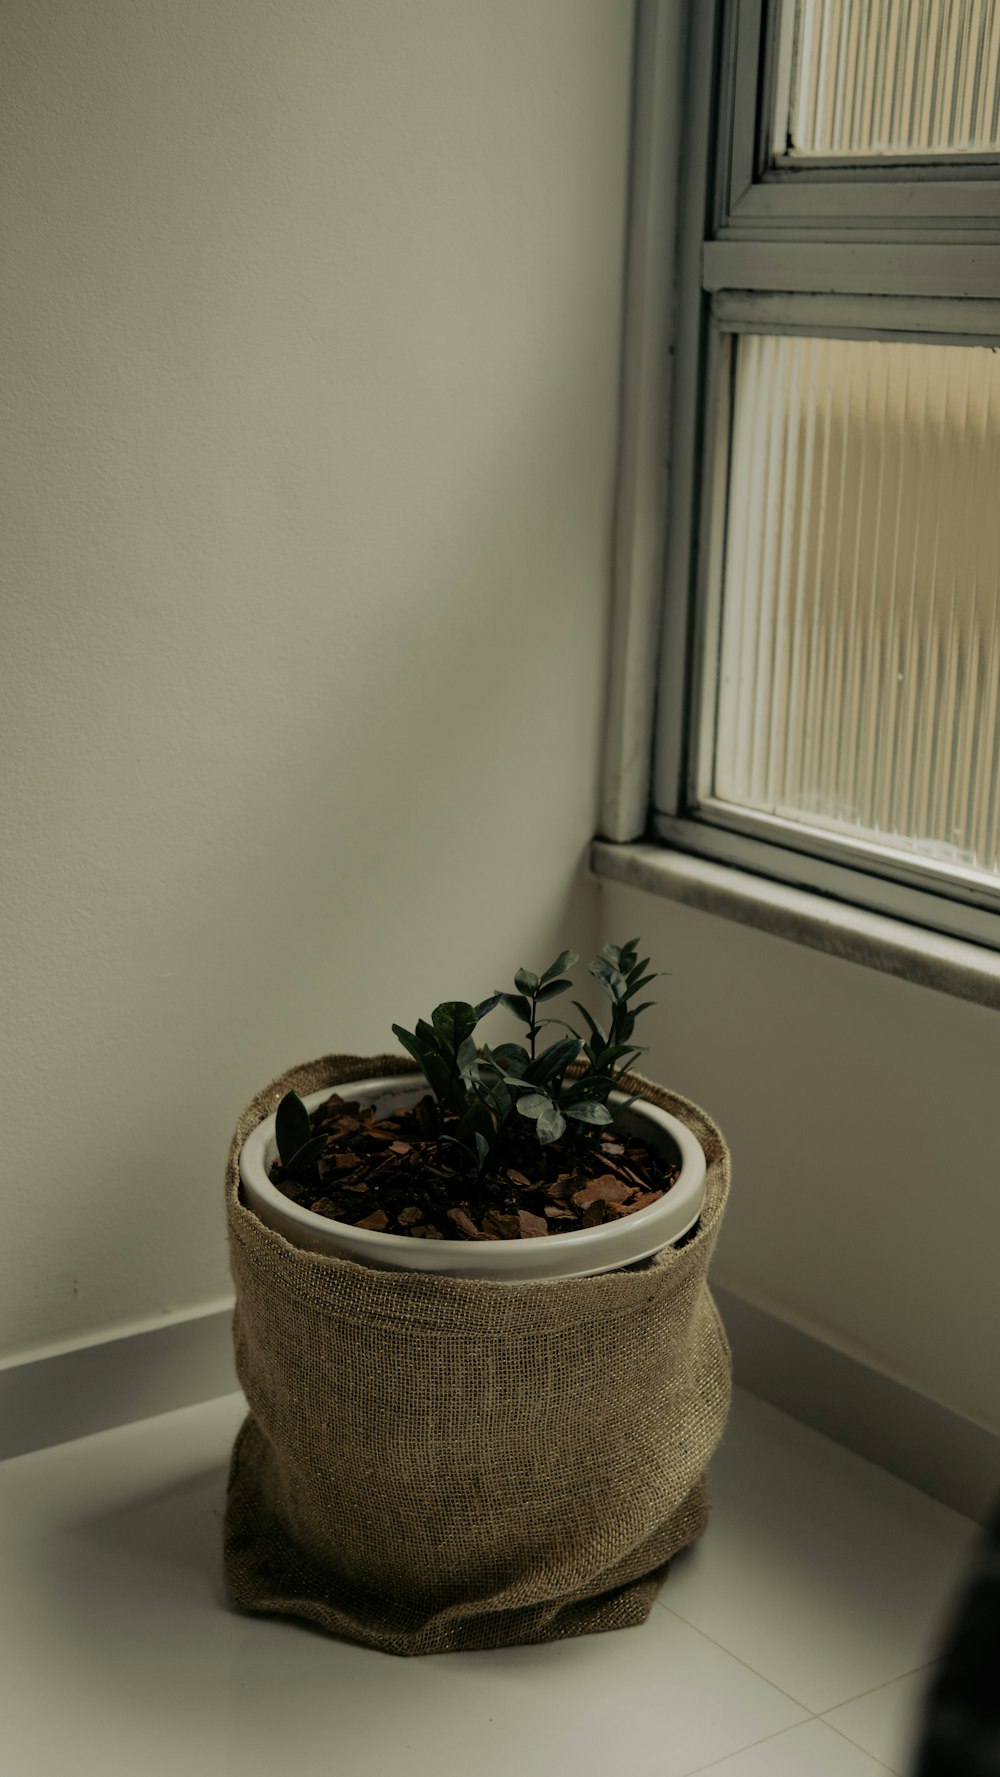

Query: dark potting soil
left=267, top=1090, right=686, bottom=1244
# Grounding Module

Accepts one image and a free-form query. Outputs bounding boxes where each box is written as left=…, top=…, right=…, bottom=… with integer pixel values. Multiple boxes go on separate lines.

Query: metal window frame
left=646, top=0, right=1000, bottom=954
left=722, top=0, right=1000, bottom=230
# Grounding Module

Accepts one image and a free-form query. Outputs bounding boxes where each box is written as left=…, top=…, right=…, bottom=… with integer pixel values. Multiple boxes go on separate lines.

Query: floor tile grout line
left=822, top=1715, right=908, bottom=1776
left=819, top=1660, right=937, bottom=1716
left=655, top=1599, right=816, bottom=1715
left=678, top=1720, right=813, bottom=1777
left=680, top=1717, right=898, bottom=1777
left=659, top=1593, right=944, bottom=1722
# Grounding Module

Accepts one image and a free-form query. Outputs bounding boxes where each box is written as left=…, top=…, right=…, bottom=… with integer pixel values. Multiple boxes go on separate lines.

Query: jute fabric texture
left=223, top=1052, right=732, bottom=1656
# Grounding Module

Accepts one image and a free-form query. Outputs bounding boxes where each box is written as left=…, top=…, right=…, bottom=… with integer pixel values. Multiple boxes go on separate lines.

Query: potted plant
left=223, top=939, right=732, bottom=1657
left=238, top=939, right=708, bottom=1279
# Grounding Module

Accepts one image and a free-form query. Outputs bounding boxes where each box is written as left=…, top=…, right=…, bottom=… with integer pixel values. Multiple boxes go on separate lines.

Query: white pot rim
left=238, top=1073, right=707, bottom=1282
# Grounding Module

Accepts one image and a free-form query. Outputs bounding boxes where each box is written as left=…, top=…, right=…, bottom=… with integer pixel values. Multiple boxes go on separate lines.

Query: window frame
left=647, top=0, right=1000, bottom=955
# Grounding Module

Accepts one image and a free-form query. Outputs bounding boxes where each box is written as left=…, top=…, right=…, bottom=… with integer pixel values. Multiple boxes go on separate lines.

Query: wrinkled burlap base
left=223, top=1053, right=732, bottom=1657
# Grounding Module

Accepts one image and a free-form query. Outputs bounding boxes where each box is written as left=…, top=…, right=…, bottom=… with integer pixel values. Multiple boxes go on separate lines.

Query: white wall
left=599, top=881, right=1000, bottom=1432
left=1, top=0, right=633, bottom=1360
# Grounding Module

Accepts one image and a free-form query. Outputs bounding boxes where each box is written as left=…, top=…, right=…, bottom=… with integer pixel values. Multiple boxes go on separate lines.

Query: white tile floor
left=0, top=1387, right=980, bottom=1777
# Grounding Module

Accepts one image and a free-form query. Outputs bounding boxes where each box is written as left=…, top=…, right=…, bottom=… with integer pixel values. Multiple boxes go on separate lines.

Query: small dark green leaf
left=528, top=1035, right=582, bottom=1087
left=540, top=948, right=579, bottom=984
left=422, top=1050, right=456, bottom=1107
left=514, top=967, right=539, bottom=996
left=479, top=1077, right=512, bottom=1121
left=496, top=991, right=533, bottom=1023
left=473, top=1132, right=490, bottom=1169
left=431, top=1001, right=478, bottom=1053
left=561, top=1073, right=617, bottom=1102
left=456, top=1035, right=480, bottom=1083
left=536, top=1101, right=566, bottom=1144
left=571, top=1001, right=607, bottom=1049
left=564, top=1101, right=613, bottom=1125
left=275, top=1092, right=312, bottom=1167
left=628, top=1001, right=657, bottom=1019
left=391, top=1024, right=430, bottom=1071
left=474, top=993, right=501, bottom=1021
left=610, top=1093, right=644, bottom=1119
left=488, top=1040, right=530, bottom=1066
left=589, top=958, right=628, bottom=1002
left=415, top=1017, right=439, bottom=1050
left=286, top=1133, right=329, bottom=1178
left=624, top=972, right=660, bottom=996
left=515, top=1092, right=553, bottom=1120
left=593, top=1042, right=647, bottom=1073
left=457, top=1096, right=494, bottom=1144
left=535, top=976, right=573, bottom=1001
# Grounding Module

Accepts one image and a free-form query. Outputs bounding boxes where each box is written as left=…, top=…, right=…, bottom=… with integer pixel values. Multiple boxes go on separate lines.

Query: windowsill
left=589, top=839, right=1000, bottom=1012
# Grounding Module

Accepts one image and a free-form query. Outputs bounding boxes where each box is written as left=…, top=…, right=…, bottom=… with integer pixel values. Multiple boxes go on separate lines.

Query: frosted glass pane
left=713, top=335, right=1000, bottom=882
left=783, top=0, right=1000, bottom=156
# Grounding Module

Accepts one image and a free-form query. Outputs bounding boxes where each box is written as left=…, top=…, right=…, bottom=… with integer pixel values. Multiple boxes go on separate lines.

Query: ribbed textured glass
left=783, top=0, right=1000, bottom=156
left=713, top=334, right=1000, bottom=881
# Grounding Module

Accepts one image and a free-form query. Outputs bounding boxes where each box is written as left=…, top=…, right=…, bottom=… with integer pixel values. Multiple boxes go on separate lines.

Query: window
left=653, top=0, right=1000, bottom=950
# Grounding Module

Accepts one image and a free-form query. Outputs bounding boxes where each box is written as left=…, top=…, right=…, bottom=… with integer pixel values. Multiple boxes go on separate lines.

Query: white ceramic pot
left=239, top=1073, right=707, bottom=1282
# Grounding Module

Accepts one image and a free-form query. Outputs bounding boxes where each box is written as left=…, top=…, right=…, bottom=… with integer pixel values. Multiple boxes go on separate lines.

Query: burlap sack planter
left=224, top=1051, right=732, bottom=1657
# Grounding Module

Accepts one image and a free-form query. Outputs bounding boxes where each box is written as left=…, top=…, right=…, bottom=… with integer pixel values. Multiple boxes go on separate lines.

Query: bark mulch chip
left=267, top=1089, right=681, bottom=1244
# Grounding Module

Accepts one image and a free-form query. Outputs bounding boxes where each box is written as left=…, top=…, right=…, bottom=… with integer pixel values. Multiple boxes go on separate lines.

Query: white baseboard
left=0, top=1301, right=239, bottom=1461
left=714, top=1285, right=998, bottom=1525
left=2, top=1286, right=996, bottom=1526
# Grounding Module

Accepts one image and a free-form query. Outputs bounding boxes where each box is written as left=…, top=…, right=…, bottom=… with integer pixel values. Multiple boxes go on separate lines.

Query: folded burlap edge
left=224, top=1052, right=732, bottom=1332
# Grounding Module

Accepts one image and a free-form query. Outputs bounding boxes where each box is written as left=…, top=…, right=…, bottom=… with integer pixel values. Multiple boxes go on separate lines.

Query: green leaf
left=473, top=1132, right=490, bottom=1170
left=564, top=1101, right=613, bottom=1125
left=481, top=1041, right=531, bottom=1077
left=624, top=972, right=659, bottom=996
left=496, top=991, right=533, bottom=1024
left=628, top=1000, right=657, bottom=1019
left=610, top=1093, right=644, bottom=1120
left=457, top=1096, right=494, bottom=1144
left=391, top=1024, right=430, bottom=1071
left=275, top=1092, right=312, bottom=1168
left=539, top=948, right=579, bottom=985
left=422, top=1050, right=456, bottom=1107
left=456, top=1035, right=480, bottom=1083
left=503, top=1075, right=546, bottom=1097
left=536, top=1101, right=566, bottom=1144
left=626, top=956, right=650, bottom=983
left=431, top=1001, right=478, bottom=1053
left=415, top=1017, right=439, bottom=1050
left=514, top=967, right=540, bottom=996
left=535, top=976, right=573, bottom=1001
left=478, top=1077, right=512, bottom=1122
left=571, top=1001, right=607, bottom=1049
left=561, top=1073, right=617, bottom=1103
left=592, top=1042, right=647, bottom=1073
left=474, top=993, right=501, bottom=1021
left=515, top=1092, right=553, bottom=1120
left=528, top=1035, right=582, bottom=1086
left=285, top=1133, right=329, bottom=1178
left=533, top=1016, right=580, bottom=1036
left=589, top=958, right=628, bottom=1002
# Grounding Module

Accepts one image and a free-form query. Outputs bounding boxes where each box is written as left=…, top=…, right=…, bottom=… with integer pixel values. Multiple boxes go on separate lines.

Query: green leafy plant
left=274, top=939, right=664, bottom=1189
left=388, top=938, right=664, bottom=1179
